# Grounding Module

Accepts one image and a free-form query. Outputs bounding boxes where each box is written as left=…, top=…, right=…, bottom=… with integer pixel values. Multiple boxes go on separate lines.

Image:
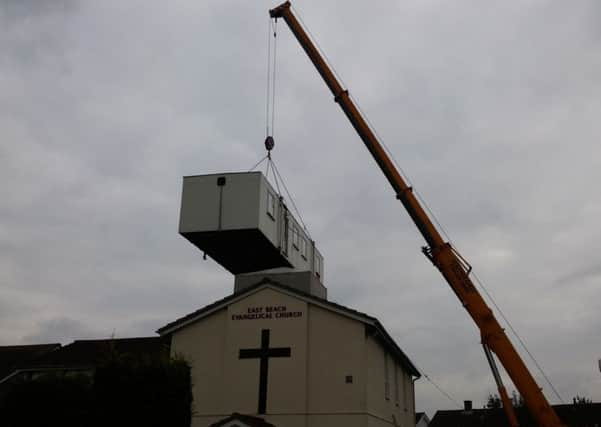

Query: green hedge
left=0, top=373, right=93, bottom=426
left=0, top=355, right=191, bottom=427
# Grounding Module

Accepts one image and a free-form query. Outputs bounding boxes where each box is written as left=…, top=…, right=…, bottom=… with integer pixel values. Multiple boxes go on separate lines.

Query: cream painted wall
left=224, top=288, right=308, bottom=415
left=169, top=286, right=416, bottom=427
left=365, top=334, right=415, bottom=427
left=307, top=304, right=366, bottom=413
left=170, top=307, right=228, bottom=415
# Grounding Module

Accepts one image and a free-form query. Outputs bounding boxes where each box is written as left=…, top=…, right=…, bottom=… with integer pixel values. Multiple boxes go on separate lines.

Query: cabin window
left=282, top=214, right=289, bottom=256
left=292, top=224, right=299, bottom=249
left=300, top=236, right=307, bottom=259
left=315, top=253, right=322, bottom=277
left=266, top=191, right=276, bottom=220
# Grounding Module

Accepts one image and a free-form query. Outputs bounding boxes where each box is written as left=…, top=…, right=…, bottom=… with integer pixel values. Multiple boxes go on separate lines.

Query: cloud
left=22, top=317, right=101, bottom=345
left=1, top=0, right=601, bottom=418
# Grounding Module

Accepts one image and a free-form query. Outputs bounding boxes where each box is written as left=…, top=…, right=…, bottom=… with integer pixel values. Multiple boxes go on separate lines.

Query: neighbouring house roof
left=0, top=337, right=169, bottom=386
left=209, top=412, right=275, bottom=427
left=430, top=403, right=601, bottom=427
left=0, top=344, right=60, bottom=380
left=22, top=337, right=169, bottom=371
left=157, top=278, right=420, bottom=378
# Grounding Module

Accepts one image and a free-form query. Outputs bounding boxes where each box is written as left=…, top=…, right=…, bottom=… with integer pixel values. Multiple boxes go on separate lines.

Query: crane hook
left=264, top=136, right=275, bottom=158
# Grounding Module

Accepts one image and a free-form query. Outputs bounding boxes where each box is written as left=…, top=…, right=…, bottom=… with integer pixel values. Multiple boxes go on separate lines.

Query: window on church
left=267, top=191, right=276, bottom=220
left=384, top=353, right=390, bottom=400
left=394, top=364, right=399, bottom=406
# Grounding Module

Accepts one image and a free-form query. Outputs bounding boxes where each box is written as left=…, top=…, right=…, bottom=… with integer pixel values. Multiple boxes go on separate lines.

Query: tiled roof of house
left=0, top=344, right=60, bottom=380
left=20, top=337, right=168, bottom=370
left=430, top=403, right=601, bottom=427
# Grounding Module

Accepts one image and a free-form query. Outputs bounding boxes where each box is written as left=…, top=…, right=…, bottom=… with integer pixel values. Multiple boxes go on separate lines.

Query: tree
left=572, top=395, right=592, bottom=405
left=0, top=373, right=93, bottom=427
left=486, top=394, right=502, bottom=409
left=511, top=390, right=525, bottom=407
left=0, top=351, right=192, bottom=427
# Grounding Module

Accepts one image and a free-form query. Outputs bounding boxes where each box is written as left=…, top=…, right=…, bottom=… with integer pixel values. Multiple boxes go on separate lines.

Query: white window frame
left=266, top=191, right=276, bottom=220
left=292, top=224, right=299, bottom=249
left=315, top=253, right=322, bottom=277
left=300, top=236, right=307, bottom=259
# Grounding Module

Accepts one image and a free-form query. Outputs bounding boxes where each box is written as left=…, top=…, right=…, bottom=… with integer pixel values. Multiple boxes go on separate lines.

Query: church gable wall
left=306, top=304, right=366, bottom=413
left=167, top=285, right=416, bottom=427
left=170, top=307, right=228, bottom=416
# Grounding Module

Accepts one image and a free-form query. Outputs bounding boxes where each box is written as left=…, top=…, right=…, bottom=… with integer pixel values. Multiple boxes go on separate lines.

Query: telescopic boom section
left=269, top=2, right=564, bottom=426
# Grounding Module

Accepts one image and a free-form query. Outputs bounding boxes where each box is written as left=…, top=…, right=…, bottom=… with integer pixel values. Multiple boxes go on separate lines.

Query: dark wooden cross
left=239, top=329, right=291, bottom=414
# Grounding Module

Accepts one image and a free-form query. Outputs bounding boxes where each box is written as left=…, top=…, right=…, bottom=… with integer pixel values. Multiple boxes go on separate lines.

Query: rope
left=267, top=158, right=282, bottom=198
left=265, top=17, right=272, bottom=137
left=415, top=186, right=564, bottom=402
left=265, top=156, right=271, bottom=178
left=291, top=4, right=349, bottom=92
left=269, top=158, right=311, bottom=238
left=248, top=154, right=269, bottom=172
left=412, top=362, right=462, bottom=408
left=271, top=19, right=278, bottom=137
left=265, top=18, right=278, bottom=138
left=471, top=272, right=565, bottom=403
left=348, top=90, right=563, bottom=402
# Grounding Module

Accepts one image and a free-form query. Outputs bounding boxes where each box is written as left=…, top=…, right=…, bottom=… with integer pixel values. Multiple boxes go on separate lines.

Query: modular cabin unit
left=179, top=172, right=324, bottom=278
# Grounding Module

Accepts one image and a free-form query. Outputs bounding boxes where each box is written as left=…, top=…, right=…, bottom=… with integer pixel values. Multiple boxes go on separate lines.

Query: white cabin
left=180, top=172, right=324, bottom=286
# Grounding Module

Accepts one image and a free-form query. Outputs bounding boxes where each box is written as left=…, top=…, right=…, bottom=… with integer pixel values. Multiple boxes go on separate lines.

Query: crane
left=269, top=2, right=565, bottom=426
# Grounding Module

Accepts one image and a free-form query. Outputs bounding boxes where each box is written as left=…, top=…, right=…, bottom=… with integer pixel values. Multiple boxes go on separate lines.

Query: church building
left=159, top=171, right=420, bottom=427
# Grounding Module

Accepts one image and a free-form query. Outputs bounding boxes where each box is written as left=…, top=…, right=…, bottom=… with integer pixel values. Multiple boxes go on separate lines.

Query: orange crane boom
left=269, top=2, right=564, bottom=426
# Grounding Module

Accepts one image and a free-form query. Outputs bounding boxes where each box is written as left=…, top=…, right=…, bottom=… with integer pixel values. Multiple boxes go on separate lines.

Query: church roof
left=157, top=278, right=420, bottom=377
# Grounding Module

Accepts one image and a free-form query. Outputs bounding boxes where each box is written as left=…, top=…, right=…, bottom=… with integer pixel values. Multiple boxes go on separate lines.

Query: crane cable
left=362, top=97, right=565, bottom=403
left=266, top=17, right=278, bottom=138
left=247, top=152, right=312, bottom=240
left=419, top=370, right=462, bottom=409
left=472, top=271, right=565, bottom=403
left=250, top=17, right=312, bottom=238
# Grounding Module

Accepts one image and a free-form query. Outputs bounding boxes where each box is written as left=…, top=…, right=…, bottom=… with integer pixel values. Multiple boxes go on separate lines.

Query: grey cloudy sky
left=1, top=0, right=600, bottom=417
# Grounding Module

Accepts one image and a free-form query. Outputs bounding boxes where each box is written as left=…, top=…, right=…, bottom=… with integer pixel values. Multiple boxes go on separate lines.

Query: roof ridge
left=156, top=278, right=420, bottom=377
left=69, top=336, right=159, bottom=343
left=0, top=343, right=61, bottom=349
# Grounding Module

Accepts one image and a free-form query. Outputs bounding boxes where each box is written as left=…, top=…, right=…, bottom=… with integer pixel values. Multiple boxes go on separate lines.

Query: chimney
left=464, top=400, right=473, bottom=411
